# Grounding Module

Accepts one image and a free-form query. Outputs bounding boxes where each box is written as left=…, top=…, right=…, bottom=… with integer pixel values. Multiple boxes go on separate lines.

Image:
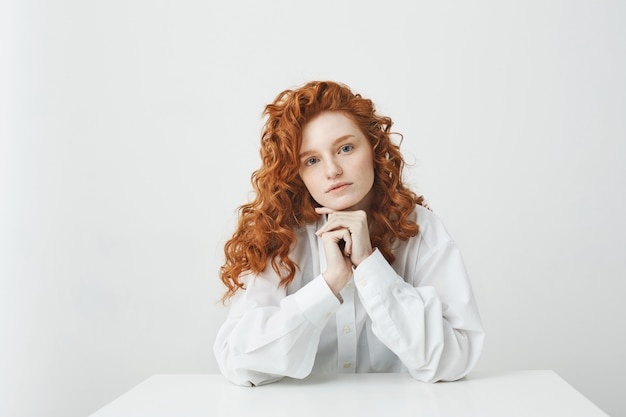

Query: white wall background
left=2, top=1, right=625, bottom=416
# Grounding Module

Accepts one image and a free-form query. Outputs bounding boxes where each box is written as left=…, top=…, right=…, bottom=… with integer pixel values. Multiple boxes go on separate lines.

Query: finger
left=320, top=230, right=351, bottom=268
left=315, top=207, right=335, bottom=215
left=332, top=229, right=352, bottom=257
left=320, top=228, right=349, bottom=246
left=316, top=214, right=356, bottom=236
left=315, top=207, right=335, bottom=236
left=316, top=218, right=340, bottom=236
left=342, top=232, right=352, bottom=257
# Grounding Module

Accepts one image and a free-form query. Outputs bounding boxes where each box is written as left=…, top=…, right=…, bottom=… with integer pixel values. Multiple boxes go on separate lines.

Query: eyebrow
left=298, top=134, right=356, bottom=159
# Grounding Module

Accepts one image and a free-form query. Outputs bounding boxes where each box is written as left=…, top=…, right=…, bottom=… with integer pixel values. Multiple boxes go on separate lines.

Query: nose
left=324, top=158, right=343, bottom=178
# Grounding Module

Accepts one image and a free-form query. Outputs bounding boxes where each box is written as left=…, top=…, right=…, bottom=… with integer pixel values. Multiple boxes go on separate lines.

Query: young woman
left=214, top=81, right=484, bottom=386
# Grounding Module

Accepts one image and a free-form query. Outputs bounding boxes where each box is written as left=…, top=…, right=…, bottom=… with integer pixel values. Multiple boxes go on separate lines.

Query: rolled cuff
left=291, top=275, right=341, bottom=328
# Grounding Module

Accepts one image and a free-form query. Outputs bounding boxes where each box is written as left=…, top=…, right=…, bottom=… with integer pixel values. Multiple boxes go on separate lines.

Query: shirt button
left=359, top=279, right=368, bottom=287
left=343, top=363, right=352, bottom=369
left=325, top=312, right=332, bottom=319
left=343, top=326, right=351, bottom=334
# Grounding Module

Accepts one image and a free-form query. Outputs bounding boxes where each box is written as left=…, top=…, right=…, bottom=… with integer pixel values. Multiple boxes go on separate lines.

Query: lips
left=326, top=182, right=352, bottom=193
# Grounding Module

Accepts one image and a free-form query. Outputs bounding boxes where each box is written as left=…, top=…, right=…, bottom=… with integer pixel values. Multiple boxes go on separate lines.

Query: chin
left=318, top=195, right=368, bottom=212
left=332, top=202, right=362, bottom=212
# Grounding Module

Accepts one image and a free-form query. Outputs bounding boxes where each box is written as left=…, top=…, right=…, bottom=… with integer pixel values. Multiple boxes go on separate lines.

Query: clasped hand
left=315, top=207, right=373, bottom=295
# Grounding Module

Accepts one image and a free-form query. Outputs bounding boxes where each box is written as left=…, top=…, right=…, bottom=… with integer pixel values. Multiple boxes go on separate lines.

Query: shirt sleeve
left=353, top=243, right=484, bottom=382
left=213, top=273, right=341, bottom=386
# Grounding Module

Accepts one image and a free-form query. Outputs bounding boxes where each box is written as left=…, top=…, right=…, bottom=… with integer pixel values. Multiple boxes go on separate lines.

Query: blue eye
left=305, top=157, right=319, bottom=166
left=340, top=145, right=353, bottom=153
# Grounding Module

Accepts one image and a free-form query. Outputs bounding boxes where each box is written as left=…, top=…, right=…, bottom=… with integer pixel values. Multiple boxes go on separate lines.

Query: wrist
left=322, top=271, right=351, bottom=296
left=351, top=248, right=373, bottom=268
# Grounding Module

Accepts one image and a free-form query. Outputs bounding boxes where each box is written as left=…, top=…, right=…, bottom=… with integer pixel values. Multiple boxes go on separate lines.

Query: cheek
left=359, top=156, right=375, bottom=180
left=299, top=171, right=318, bottom=195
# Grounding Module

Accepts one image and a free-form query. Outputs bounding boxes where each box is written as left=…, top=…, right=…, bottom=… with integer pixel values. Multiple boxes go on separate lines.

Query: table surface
left=89, top=370, right=609, bottom=417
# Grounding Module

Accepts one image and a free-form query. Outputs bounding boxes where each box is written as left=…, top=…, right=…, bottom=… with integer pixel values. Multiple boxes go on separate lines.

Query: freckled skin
left=299, top=111, right=375, bottom=294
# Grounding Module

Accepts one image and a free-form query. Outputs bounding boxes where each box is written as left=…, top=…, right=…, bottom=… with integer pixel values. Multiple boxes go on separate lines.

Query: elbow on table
left=213, top=343, right=314, bottom=386
left=406, top=327, right=485, bottom=383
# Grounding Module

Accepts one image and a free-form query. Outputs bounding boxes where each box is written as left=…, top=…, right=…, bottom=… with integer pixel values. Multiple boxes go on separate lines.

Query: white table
left=89, top=371, right=609, bottom=417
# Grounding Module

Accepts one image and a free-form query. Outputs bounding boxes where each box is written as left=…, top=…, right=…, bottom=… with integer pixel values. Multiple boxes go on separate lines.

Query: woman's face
left=298, top=111, right=375, bottom=212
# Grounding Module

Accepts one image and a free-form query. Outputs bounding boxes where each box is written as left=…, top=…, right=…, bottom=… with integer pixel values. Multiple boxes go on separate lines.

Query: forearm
left=354, top=249, right=484, bottom=382
left=214, top=276, right=340, bottom=386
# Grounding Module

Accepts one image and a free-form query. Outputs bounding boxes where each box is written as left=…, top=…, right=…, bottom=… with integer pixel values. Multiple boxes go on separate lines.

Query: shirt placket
left=317, top=229, right=358, bottom=372
left=336, top=278, right=357, bottom=372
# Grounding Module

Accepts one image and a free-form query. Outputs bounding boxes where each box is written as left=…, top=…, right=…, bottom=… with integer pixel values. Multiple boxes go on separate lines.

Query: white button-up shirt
left=214, top=205, right=484, bottom=386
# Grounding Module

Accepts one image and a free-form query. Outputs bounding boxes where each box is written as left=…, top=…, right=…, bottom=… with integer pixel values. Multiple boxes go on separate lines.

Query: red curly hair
left=220, top=81, right=425, bottom=301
